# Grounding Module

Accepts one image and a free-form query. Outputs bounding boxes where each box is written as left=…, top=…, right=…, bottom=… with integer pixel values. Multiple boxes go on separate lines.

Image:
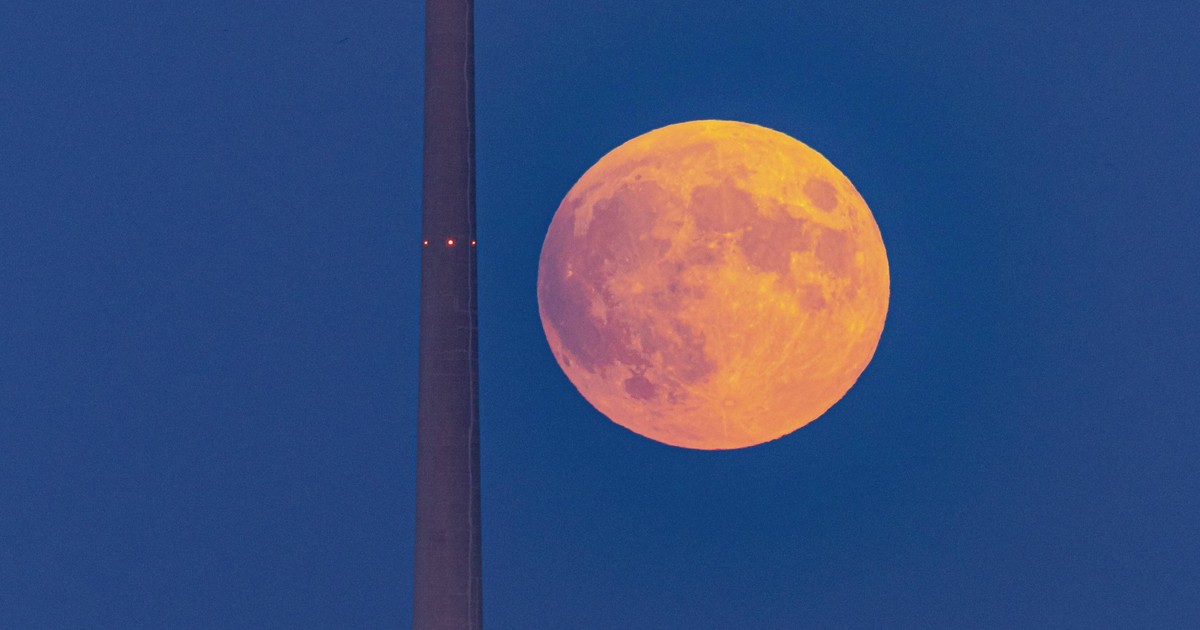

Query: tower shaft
left=413, top=0, right=480, bottom=627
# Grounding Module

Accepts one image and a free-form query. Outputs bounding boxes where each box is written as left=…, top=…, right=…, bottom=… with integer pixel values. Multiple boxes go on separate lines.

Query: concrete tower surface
left=412, top=0, right=481, bottom=627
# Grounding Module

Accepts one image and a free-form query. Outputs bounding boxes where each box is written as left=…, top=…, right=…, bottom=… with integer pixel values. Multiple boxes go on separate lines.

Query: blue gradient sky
left=2, top=2, right=1198, bottom=627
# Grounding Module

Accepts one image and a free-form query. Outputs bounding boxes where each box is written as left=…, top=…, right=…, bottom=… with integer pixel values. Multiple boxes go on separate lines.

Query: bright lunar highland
left=538, top=120, right=889, bottom=450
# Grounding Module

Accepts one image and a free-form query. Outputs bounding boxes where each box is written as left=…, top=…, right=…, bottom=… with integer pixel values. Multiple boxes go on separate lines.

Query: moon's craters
left=623, top=372, right=657, bottom=401
left=739, top=210, right=812, bottom=279
left=815, top=227, right=854, bottom=277
left=804, top=177, right=840, bottom=211
left=690, top=180, right=757, bottom=233
left=541, top=180, right=717, bottom=408
left=538, top=120, right=889, bottom=449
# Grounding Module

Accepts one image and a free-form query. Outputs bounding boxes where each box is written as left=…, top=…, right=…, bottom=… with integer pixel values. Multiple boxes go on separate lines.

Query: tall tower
left=412, top=0, right=481, bottom=627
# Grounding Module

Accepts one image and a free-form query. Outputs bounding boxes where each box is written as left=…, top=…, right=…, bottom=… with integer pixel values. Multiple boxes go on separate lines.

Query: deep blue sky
left=3, top=2, right=1198, bottom=628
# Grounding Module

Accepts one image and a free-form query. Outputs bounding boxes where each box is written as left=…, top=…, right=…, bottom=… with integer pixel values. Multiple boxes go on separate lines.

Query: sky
left=2, top=1, right=1198, bottom=628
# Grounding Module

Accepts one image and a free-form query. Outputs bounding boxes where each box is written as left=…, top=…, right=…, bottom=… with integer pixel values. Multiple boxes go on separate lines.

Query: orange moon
left=537, top=120, right=889, bottom=450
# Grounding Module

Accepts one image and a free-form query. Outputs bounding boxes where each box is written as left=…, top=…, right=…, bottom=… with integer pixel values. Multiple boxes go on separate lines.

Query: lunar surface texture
left=537, top=120, right=889, bottom=449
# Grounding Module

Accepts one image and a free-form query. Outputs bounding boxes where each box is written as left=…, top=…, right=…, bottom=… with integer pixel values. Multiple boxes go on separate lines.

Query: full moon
left=537, top=120, right=889, bottom=450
